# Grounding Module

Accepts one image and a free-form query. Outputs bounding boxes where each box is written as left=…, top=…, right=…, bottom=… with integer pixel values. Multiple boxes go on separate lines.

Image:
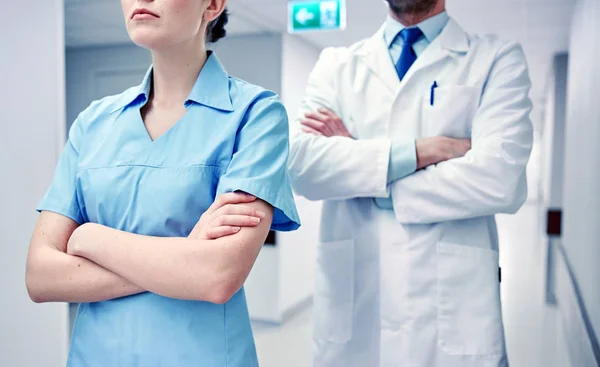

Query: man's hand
left=416, top=137, right=471, bottom=169
left=188, top=192, right=266, bottom=240
left=301, top=108, right=352, bottom=138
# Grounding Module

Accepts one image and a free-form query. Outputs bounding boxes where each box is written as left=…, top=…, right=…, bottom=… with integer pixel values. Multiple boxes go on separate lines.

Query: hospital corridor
left=1, top=0, right=599, bottom=366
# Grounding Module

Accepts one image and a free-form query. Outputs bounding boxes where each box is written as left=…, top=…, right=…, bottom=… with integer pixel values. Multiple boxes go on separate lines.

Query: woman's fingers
left=205, top=192, right=256, bottom=216
left=213, top=203, right=265, bottom=218
left=211, top=214, right=262, bottom=228
left=205, top=226, right=242, bottom=240
left=198, top=194, right=263, bottom=240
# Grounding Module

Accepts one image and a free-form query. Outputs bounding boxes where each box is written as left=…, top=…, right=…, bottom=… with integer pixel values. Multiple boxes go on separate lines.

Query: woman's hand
left=189, top=192, right=266, bottom=240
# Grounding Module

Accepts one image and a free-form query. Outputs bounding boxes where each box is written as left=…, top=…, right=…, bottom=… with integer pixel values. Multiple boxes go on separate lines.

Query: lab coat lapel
left=358, top=26, right=401, bottom=93
left=399, top=18, right=470, bottom=86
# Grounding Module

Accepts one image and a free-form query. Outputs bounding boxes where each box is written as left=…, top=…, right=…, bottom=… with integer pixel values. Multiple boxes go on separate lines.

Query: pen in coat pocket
left=430, top=81, right=438, bottom=106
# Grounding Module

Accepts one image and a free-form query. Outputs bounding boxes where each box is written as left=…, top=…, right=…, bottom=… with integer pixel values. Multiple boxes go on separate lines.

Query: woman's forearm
left=26, top=243, right=145, bottom=303
left=71, top=206, right=272, bottom=304
left=75, top=230, right=227, bottom=303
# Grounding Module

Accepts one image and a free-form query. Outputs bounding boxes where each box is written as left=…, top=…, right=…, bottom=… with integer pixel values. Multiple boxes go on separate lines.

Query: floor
left=253, top=308, right=313, bottom=367
left=252, top=201, right=572, bottom=367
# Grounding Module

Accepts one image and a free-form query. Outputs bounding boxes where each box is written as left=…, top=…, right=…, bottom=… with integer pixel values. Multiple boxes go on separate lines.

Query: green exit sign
left=288, top=0, right=347, bottom=33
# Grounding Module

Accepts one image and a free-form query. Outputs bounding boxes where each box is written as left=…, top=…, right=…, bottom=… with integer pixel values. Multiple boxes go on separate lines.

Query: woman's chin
left=128, top=32, right=168, bottom=51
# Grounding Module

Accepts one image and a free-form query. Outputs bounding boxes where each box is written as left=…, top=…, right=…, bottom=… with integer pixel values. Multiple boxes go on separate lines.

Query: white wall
left=66, top=45, right=151, bottom=128
left=0, top=1, right=69, bottom=366
left=279, top=35, right=322, bottom=314
left=541, top=55, right=569, bottom=211
left=562, top=0, right=600, bottom=349
left=213, top=34, right=282, bottom=95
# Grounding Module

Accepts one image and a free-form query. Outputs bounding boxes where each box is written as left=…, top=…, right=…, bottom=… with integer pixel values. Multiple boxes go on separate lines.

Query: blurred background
left=1, top=0, right=599, bottom=366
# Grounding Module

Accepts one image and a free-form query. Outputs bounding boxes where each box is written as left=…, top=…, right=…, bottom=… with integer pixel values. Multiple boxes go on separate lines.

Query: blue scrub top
left=37, top=52, right=301, bottom=366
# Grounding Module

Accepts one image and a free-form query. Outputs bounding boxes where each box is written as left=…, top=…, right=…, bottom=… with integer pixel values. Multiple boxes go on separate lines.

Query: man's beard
left=387, top=0, right=438, bottom=15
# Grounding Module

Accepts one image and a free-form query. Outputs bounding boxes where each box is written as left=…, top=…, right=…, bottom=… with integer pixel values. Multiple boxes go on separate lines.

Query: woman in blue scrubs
left=25, top=0, right=300, bottom=365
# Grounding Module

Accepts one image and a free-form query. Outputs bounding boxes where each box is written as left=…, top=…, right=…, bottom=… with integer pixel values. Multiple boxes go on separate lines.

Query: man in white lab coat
left=288, top=0, right=534, bottom=366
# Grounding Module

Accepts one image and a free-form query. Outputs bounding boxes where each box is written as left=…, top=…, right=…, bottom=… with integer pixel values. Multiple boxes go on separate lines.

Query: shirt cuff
left=387, top=137, right=417, bottom=184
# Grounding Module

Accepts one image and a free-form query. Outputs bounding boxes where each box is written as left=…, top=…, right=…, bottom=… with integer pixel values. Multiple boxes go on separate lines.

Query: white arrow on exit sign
left=295, top=7, right=316, bottom=25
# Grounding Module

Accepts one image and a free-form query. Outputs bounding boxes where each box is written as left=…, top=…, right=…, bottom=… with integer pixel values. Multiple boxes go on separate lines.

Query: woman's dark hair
left=207, top=8, right=229, bottom=43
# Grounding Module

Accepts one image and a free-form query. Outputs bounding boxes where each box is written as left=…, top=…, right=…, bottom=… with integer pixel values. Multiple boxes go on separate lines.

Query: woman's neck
left=149, top=42, right=208, bottom=108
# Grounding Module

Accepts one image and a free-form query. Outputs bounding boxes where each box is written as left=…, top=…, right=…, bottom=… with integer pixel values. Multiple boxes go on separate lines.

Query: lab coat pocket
left=314, top=239, right=355, bottom=344
left=437, top=242, right=504, bottom=356
left=422, top=86, right=480, bottom=138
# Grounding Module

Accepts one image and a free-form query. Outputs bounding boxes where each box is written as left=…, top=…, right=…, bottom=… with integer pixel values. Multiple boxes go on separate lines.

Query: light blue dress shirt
left=376, top=11, right=450, bottom=209
left=37, top=52, right=300, bottom=366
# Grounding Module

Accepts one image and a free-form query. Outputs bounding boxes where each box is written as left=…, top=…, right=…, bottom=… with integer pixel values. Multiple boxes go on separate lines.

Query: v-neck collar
left=110, top=51, right=234, bottom=114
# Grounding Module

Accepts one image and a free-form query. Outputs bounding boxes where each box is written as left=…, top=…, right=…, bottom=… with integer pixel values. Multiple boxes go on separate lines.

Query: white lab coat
left=288, top=18, right=533, bottom=367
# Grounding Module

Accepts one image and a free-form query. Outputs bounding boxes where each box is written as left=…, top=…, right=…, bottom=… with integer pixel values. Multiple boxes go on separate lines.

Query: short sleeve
left=216, top=95, right=301, bottom=231
left=36, top=117, right=84, bottom=224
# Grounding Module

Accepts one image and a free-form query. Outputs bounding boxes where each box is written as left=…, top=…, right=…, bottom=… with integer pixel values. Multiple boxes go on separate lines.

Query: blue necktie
left=395, top=27, right=423, bottom=80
